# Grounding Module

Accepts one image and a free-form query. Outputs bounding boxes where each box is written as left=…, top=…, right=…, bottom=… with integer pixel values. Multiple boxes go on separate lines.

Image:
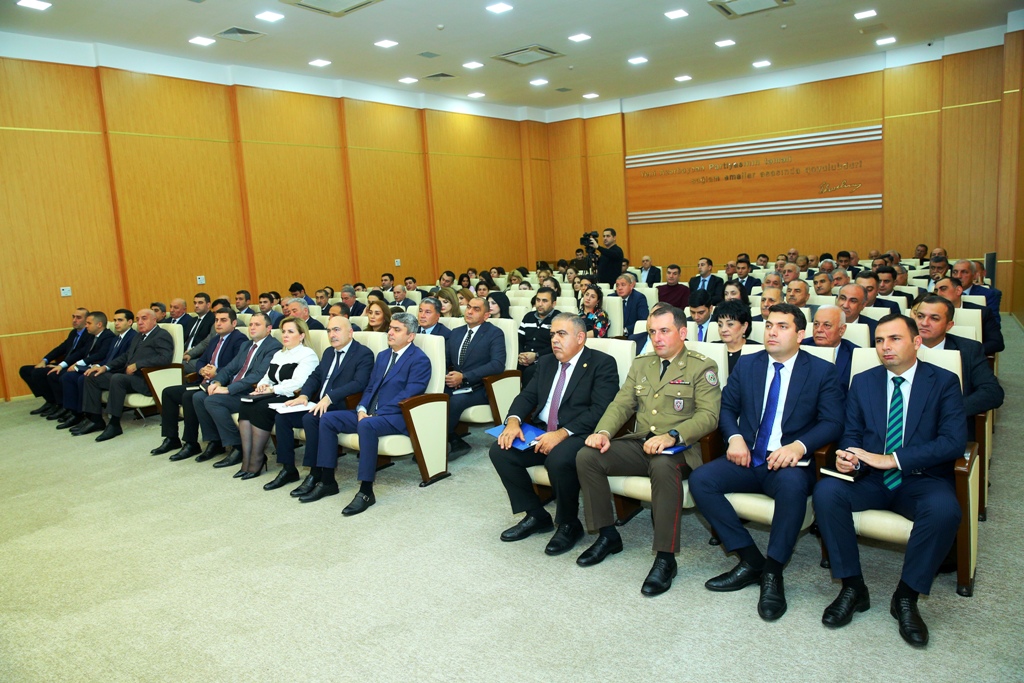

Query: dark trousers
left=519, top=362, right=539, bottom=388
left=489, top=433, right=587, bottom=524
left=814, top=472, right=961, bottom=595
left=689, top=457, right=816, bottom=565
left=316, top=410, right=407, bottom=482
left=160, top=385, right=201, bottom=443
left=61, top=372, right=86, bottom=412
left=273, top=409, right=333, bottom=468
left=19, top=365, right=54, bottom=402
left=576, top=438, right=692, bottom=554
left=447, top=386, right=488, bottom=434
left=83, top=372, right=149, bottom=418
left=193, top=391, right=243, bottom=446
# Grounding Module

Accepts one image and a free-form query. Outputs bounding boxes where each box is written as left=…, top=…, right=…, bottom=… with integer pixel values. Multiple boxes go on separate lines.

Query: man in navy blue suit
left=688, top=257, right=726, bottom=305
left=814, top=314, right=966, bottom=647
left=48, top=310, right=117, bottom=425
left=445, top=297, right=506, bottom=457
left=270, top=316, right=374, bottom=497
left=612, top=274, right=650, bottom=336
left=417, top=297, right=450, bottom=340
left=836, top=283, right=877, bottom=341
left=690, top=303, right=844, bottom=622
left=687, top=290, right=714, bottom=342
left=856, top=272, right=901, bottom=316
left=933, top=276, right=1004, bottom=355
left=21, top=306, right=90, bottom=416
left=735, top=258, right=760, bottom=295
left=314, top=312, right=432, bottom=516
left=801, top=305, right=856, bottom=393
left=57, top=309, right=135, bottom=431
left=340, top=285, right=366, bottom=317
left=953, top=259, right=999, bottom=322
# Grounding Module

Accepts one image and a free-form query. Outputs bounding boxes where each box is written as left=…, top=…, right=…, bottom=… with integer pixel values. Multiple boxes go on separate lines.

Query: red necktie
left=232, top=343, right=257, bottom=383
left=210, top=337, right=225, bottom=367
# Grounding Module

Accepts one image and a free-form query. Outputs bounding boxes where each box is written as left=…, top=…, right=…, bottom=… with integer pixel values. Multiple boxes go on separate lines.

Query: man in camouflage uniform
left=575, top=305, right=722, bottom=597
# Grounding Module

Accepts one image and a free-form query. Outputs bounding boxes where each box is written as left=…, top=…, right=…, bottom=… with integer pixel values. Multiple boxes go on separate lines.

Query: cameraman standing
left=592, top=228, right=625, bottom=287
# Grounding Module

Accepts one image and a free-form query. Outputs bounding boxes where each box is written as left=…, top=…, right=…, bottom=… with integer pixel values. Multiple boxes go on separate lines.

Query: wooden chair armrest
left=139, top=364, right=183, bottom=413
left=955, top=442, right=979, bottom=478
left=699, top=430, right=725, bottom=465
left=184, top=372, right=200, bottom=383
left=484, top=370, right=522, bottom=423
left=813, top=443, right=837, bottom=480
left=345, top=393, right=362, bottom=410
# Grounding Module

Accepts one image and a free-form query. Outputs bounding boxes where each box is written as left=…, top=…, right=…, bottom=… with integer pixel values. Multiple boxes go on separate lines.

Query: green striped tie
left=882, top=376, right=905, bottom=490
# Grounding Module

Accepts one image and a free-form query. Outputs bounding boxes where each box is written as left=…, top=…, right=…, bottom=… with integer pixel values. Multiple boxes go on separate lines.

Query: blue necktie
left=883, top=377, right=906, bottom=490
left=752, top=362, right=784, bottom=467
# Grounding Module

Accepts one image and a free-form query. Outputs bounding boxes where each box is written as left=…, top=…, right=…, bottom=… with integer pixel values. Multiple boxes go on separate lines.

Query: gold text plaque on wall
left=625, top=126, right=882, bottom=224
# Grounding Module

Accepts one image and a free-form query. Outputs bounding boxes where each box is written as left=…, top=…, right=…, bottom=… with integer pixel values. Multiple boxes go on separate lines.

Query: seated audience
left=435, top=287, right=461, bottom=318
left=417, top=297, right=450, bottom=339
left=580, top=285, right=610, bottom=339
left=802, top=305, right=855, bottom=392
left=56, top=310, right=133, bottom=431
left=488, top=292, right=511, bottom=320
left=711, top=300, right=754, bottom=373
left=657, top=264, right=690, bottom=309
left=365, top=300, right=392, bottom=333
left=22, top=307, right=90, bottom=416
left=517, top=286, right=560, bottom=386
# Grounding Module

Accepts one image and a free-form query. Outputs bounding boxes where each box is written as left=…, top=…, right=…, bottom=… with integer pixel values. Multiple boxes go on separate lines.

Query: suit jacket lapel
left=903, top=363, right=930, bottom=441
left=558, top=347, right=590, bottom=403
left=748, top=352, right=769, bottom=431
left=781, top=352, right=810, bottom=425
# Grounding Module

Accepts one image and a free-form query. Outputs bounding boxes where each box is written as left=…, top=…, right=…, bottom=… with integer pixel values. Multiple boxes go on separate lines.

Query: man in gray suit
left=77, top=308, right=175, bottom=442
left=192, top=312, right=283, bottom=466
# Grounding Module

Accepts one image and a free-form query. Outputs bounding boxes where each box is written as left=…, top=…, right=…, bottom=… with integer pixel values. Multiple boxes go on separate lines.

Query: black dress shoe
left=57, top=415, right=83, bottom=430
left=150, top=437, right=182, bottom=455
left=169, top=443, right=202, bottom=461
left=449, top=437, right=471, bottom=459
left=342, top=491, right=375, bottom=516
left=73, top=421, right=103, bottom=437
left=545, top=523, right=584, bottom=556
left=290, top=474, right=317, bottom=498
left=576, top=535, right=623, bottom=567
left=264, top=469, right=300, bottom=491
left=95, top=424, right=123, bottom=442
left=757, top=572, right=787, bottom=621
left=705, top=561, right=763, bottom=592
left=240, top=468, right=265, bottom=481
left=47, top=408, right=71, bottom=421
left=195, top=442, right=225, bottom=463
left=822, top=585, right=871, bottom=628
left=890, top=595, right=929, bottom=647
left=500, top=515, right=554, bottom=542
left=232, top=469, right=247, bottom=479
left=31, top=403, right=55, bottom=416
left=641, top=556, right=678, bottom=597
left=212, top=449, right=242, bottom=468
left=299, top=482, right=339, bottom=503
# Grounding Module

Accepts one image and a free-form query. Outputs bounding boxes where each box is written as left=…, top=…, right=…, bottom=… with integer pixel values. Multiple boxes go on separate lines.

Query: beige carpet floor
left=1, top=322, right=1023, bottom=682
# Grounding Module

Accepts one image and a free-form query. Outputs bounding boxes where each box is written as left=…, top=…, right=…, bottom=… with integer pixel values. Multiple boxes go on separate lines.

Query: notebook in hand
left=485, top=423, right=548, bottom=450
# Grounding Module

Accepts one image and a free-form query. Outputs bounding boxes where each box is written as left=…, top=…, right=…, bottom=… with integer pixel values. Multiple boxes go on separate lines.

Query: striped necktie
left=882, top=376, right=906, bottom=490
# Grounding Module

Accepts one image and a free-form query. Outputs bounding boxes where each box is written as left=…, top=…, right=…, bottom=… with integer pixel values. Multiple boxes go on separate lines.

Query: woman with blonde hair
left=435, top=287, right=461, bottom=318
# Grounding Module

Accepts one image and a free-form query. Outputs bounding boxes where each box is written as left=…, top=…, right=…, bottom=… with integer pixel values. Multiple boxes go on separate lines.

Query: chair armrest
left=955, top=442, right=979, bottom=479
left=813, top=443, right=837, bottom=480
left=345, top=393, right=362, bottom=410
left=140, top=364, right=184, bottom=413
left=699, top=430, right=725, bottom=465
left=484, top=370, right=522, bottom=423
left=184, top=372, right=199, bottom=384
left=399, top=393, right=450, bottom=485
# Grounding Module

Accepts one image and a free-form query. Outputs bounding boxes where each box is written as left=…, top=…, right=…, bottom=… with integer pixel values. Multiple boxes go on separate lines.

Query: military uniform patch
left=705, top=369, right=719, bottom=386
left=674, top=398, right=684, bottom=411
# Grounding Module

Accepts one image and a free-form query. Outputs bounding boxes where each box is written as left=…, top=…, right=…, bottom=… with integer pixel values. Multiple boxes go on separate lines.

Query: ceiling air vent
left=279, top=0, right=383, bottom=18
left=423, top=73, right=456, bottom=81
left=492, top=44, right=563, bottom=67
left=418, top=51, right=441, bottom=59
left=708, top=0, right=793, bottom=19
left=556, top=87, right=572, bottom=92
left=215, top=27, right=266, bottom=43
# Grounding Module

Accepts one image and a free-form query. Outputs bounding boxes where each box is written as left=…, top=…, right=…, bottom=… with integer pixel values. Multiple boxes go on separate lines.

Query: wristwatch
left=668, top=429, right=680, bottom=445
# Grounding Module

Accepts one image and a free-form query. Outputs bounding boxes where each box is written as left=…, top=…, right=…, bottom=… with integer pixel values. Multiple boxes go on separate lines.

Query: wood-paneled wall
left=2, top=39, right=1022, bottom=397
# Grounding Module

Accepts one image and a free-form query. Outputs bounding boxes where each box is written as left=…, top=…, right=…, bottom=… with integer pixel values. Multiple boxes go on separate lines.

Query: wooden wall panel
left=940, top=108, right=1002, bottom=256
left=884, top=62, right=944, bottom=117
left=997, top=32, right=1023, bottom=312
left=1, top=333, right=74, bottom=401
left=0, top=59, right=103, bottom=132
left=99, top=68, right=233, bottom=139
left=882, top=116, right=941, bottom=253
left=519, top=121, right=553, bottom=263
left=942, top=47, right=1004, bottom=107
left=345, top=100, right=426, bottom=153
left=586, top=154, right=627, bottom=234
left=424, top=110, right=521, bottom=159
left=235, top=87, right=341, bottom=147
left=548, top=120, right=588, bottom=259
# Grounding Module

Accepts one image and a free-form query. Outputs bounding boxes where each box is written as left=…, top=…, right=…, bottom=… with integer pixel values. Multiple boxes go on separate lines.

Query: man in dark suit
left=339, top=285, right=366, bottom=317
left=279, top=299, right=325, bottom=331
left=21, top=307, right=90, bottom=416
left=914, top=296, right=1003, bottom=441
left=687, top=290, right=714, bottom=342
left=592, top=228, right=625, bottom=287
left=315, top=312, right=433, bottom=516
left=269, top=316, right=374, bottom=496
left=182, top=293, right=214, bottom=351
left=257, top=293, right=284, bottom=328
left=912, top=256, right=949, bottom=293
left=636, top=255, right=661, bottom=286
left=45, top=311, right=116, bottom=424
left=876, top=266, right=914, bottom=309
left=234, top=290, right=255, bottom=315
left=404, top=276, right=431, bottom=301
left=612, top=274, right=650, bottom=338
left=445, top=297, right=506, bottom=456
left=689, top=257, right=725, bottom=305
left=814, top=314, right=967, bottom=647
left=970, top=260, right=1002, bottom=321
left=735, top=258, right=760, bottom=295
left=933, top=277, right=1004, bottom=355
left=417, top=297, right=450, bottom=339
left=57, top=310, right=136, bottom=431
left=750, top=287, right=782, bottom=323
left=690, top=304, right=844, bottom=621
left=490, top=314, right=620, bottom=555
left=517, top=287, right=559, bottom=386
left=77, top=308, right=175, bottom=441
left=391, top=285, right=417, bottom=309
left=953, top=259, right=1000, bottom=322
left=801, top=305, right=856, bottom=393
left=836, top=284, right=877, bottom=340
left=856, top=272, right=900, bottom=316
left=181, top=298, right=232, bottom=374
left=152, top=308, right=248, bottom=457
left=190, top=313, right=282, bottom=465
left=289, top=282, right=315, bottom=306
left=166, top=298, right=194, bottom=339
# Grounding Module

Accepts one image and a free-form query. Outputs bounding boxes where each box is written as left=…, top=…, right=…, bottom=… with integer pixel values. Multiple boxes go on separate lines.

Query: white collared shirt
left=759, top=352, right=800, bottom=453
left=536, top=347, right=584, bottom=430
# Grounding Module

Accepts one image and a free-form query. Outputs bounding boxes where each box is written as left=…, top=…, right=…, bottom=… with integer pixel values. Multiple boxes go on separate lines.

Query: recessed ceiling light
left=583, top=93, right=599, bottom=99
left=664, top=9, right=689, bottom=19
left=375, top=40, right=398, bottom=48
left=675, top=75, right=692, bottom=82
left=753, top=60, right=771, bottom=68
left=309, top=59, right=331, bottom=67
left=876, top=36, right=896, bottom=45
left=715, top=39, right=736, bottom=47
left=568, top=33, right=591, bottom=42
left=189, top=37, right=216, bottom=47
left=854, top=10, right=877, bottom=20
left=530, top=78, right=548, bottom=86
left=17, top=0, right=51, bottom=9
left=628, top=57, right=648, bottom=65
left=399, top=77, right=418, bottom=84
left=486, top=2, right=513, bottom=13
left=468, top=92, right=486, bottom=98
left=463, top=61, right=484, bottom=69
left=255, top=11, right=284, bottom=22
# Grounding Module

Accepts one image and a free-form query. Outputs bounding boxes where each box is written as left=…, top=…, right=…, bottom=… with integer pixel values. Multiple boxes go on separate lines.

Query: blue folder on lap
left=485, top=423, right=548, bottom=450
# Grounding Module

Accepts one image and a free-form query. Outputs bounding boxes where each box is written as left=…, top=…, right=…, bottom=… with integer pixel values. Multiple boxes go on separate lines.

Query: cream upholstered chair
left=236, top=313, right=251, bottom=327
left=820, top=347, right=980, bottom=596
left=556, top=296, right=578, bottom=312
left=961, top=294, right=986, bottom=307
left=308, top=305, right=322, bottom=317
left=475, top=318, right=521, bottom=426
left=684, top=340, right=730, bottom=387
left=877, top=295, right=908, bottom=315
left=509, top=305, right=529, bottom=328
left=947, top=326, right=978, bottom=343
left=952, top=308, right=983, bottom=344
left=307, top=330, right=330, bottom=358
left=603, top=295, right=624, bottom=338
left=336, top=333, right=452, bottom=486
left=809, top=295, right=834, bottom=307
left=857, top=306, right=890, bottom=322
left=349, top=316, right=368, bottom=331
left=841, top=322, right=870, bottom=348
left=637, top=287, right=658, bottom=311
left=687, top=321, right=720, bottom=343
left=747, top=321, right=765, bottom=343
left=122, top=322, right=185, bottom=415
left=405, top=290, right=422, bottom=304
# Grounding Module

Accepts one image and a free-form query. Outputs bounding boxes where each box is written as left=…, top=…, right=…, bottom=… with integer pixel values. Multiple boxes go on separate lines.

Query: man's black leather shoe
left=151, top=437, right=181, bottom=455
left=212, top=448, right=242, bottom=468
left=757, top=572, right=787, bottom=621
left=299, top=482, right=339, bottom=503
left=264, top=469, right=300, bottom=491
left=342, top=491, right=375, bottom=516
left=545, top=523, right=584, bottom=556
left=822, top=585, right=871, bottom=627
left=47, top=408, right=71, bottom=421
left=641, top=556, right=678, bottom=597
left=500, top=514, right=554, bottom=542
left=57, top=415, right=83, bottom=430
left=576, top=535, right=623, bottom=567
left=449, top=437, right=471, bottom=459
left=73, top=420, right=103, bottom=437
left=95, top=424, right=123, bottom=442
left=290, top=474, right=317, bottom=498
left=195, top=442, right=225, bottom=463
left=169, top=443, right=202, bottom=461
left=891, top=595, right=928, bottom=647
left=31, top=403, right=55, bottom=416
left=705, top=561, right=762, bottom=592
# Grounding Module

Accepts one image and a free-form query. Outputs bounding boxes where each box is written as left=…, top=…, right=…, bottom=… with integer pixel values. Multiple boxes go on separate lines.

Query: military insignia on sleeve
left=705, top=369, right=719, bottom=386
left=674, top=398, right=684, bottom=411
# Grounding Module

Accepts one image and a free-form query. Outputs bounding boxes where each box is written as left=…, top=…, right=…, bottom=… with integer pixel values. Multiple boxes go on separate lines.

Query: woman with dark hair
left=722, top=280, right=750, bottom=308
left=487, top=291, right=511, bottom=320
left=475, top=281, right=491, bottom=298
left=366, top=289, right=386, bottom=304
left=477, top=271, right=498, bottom=291
left=579, top=284, right=609, bottom=338
left=458, top=273, right=472, bottom=289
left=712, top=300, right=754, bottom=373
left=540, top=277, right=562, bottom=298
left=365, top=299, right=392, bottom=332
